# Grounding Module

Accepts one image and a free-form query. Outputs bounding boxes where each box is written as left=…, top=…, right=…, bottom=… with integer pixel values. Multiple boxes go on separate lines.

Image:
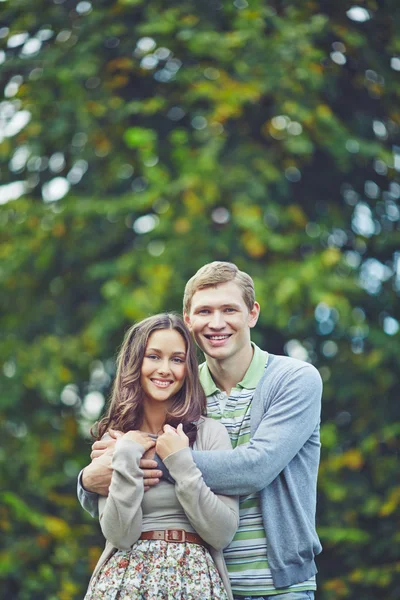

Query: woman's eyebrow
left=146, top=347, right=186, bottom=355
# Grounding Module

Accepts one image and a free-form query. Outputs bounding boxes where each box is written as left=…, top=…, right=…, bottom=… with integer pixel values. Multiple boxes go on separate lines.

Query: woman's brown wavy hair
left=93, top=313, right=206, bottom=446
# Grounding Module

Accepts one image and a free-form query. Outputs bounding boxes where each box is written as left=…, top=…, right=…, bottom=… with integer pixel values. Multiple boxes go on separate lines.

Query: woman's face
left=140, top=328, right=187, bottom=406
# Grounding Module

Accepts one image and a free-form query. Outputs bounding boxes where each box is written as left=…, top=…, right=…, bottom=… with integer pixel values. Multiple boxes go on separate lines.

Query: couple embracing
left=78, top=261, right=322, bottom=600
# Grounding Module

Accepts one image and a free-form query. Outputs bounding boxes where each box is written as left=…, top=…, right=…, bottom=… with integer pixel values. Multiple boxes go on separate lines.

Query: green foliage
left=1, top=0, right=399, bottom=598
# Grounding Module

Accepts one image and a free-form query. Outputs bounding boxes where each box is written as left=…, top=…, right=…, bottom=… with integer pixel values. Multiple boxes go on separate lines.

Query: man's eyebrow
left=193, top=303, right=242, bottom=309
left=221, top=303, right=241, bottom=309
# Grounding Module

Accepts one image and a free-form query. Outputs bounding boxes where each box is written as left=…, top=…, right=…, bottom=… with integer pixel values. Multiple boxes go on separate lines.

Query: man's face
left=184, top=281, right=259, bottom=362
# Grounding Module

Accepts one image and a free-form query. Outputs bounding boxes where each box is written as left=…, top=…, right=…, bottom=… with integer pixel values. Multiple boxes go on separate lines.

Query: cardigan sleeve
left=163, top=418, right=239, bottom=550
left=190, top=363, right=322, bottom=495
left=98, top=437, right=145, bottom=550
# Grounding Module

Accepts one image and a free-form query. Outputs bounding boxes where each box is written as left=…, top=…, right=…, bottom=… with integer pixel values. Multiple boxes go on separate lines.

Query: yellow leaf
left=87, top=101, right=106, bottom=117
left=341, top=449, right=364, bottom=470
left=36, top=534, right=51, bottom=548
left=242, top=232, right=266, bottom=258
left=43, top=516, right=70, bottom=539
left=89, top=546, right=103, bottom=571
left=174, top=218, right=191, bottom=234
left=60, top=366, right=72, bottom=382
left=181, top=15, right=199, bottom=25
left=0, top=519, right=11, bottom=531
left=183, top=190, right=204, bottom=215
left=106, top=57, right=135, bottom=71
left=323, top=578, right=348, bottom=595
left=380, top=487, right=400, bottom=516
left=321, top=248, right=340, bottom=267
left=53, top=222, right=66, bottom=237
left=316, top=104, right=332, bottom=118
left=287, top=204, right=307, bottom=227
left=364, top=349, right=384, bottom=369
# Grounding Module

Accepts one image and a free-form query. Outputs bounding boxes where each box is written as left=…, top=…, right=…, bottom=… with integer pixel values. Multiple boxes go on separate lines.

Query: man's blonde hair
left=183, top=261, right=255, bottom=314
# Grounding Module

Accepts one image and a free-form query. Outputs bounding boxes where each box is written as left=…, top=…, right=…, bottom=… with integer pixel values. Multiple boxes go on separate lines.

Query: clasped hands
left=121, top=423, right=188, bottom=460
left=82, top=424, right=188, bottom=496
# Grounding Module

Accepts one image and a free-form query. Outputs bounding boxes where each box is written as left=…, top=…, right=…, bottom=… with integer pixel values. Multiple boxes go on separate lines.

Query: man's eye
left=198, top=309, right=210, bottom=315
left=225, top=308, right=235, bottom=313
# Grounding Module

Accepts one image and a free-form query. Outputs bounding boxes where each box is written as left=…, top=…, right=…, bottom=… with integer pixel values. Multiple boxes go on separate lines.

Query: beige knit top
left=90, top=417, right=239, bottom=600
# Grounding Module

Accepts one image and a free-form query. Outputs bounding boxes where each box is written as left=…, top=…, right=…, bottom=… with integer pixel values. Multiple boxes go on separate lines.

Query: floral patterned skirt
left=84, top=539, right=228, bottom=600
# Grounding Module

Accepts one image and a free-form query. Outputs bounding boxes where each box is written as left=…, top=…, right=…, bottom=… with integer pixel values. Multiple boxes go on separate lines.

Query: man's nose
left=209, top=311, right=225, bottom=329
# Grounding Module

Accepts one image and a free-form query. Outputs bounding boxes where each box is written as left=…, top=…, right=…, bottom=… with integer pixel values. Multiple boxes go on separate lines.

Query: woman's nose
left=157, top=359, right=171, bottom=374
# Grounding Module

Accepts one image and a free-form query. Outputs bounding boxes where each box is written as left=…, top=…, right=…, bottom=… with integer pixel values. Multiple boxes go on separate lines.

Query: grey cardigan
left=192, top=354, right=323, bottom=588
left=86, top=417, right=239, bottom=600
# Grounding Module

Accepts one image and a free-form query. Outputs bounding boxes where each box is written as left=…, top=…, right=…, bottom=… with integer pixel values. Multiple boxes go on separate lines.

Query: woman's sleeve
left=98, top=437, right=145, bottom=550
left=163, top=420, right=239, bottom=550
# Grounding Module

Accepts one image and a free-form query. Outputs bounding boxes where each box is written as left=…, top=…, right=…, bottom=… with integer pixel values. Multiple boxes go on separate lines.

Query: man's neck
left=206, top=343, right=254, bottom=396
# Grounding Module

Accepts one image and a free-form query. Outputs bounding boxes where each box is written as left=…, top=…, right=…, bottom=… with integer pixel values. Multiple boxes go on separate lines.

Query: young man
left=78, top=262, right=322, bottom=599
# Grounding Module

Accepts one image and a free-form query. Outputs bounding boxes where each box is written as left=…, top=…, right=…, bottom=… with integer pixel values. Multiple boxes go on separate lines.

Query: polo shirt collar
left=199, top=343, right=268, bottom=396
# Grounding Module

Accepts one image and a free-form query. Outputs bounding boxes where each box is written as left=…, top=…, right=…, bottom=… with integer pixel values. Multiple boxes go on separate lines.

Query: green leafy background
left=1, top=1, right=399, bottom=598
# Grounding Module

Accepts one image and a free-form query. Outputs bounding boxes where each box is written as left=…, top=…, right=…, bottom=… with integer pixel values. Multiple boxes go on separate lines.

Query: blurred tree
left=0, top=0, right=399, bottom=599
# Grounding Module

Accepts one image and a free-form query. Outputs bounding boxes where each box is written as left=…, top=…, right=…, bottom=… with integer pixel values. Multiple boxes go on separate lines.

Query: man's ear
left=248, top=302, right=260, bottom=328
left=183, top=311, right=193, bottom=331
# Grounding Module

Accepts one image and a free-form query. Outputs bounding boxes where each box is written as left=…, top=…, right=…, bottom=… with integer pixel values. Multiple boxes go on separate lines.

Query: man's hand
left=90, top=429, right=122, bottom=460
left=156, top=424, right=189, bottom=460
left=140, top=446, right=163, bottom=490
left=82, top=429, right=123, bottom=495
left=81, top=448, right=114, bottom=496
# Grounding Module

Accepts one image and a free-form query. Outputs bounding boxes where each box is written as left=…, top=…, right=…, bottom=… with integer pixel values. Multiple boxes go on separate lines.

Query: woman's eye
left=147, top=354, right=159, bottom=360
left=172, top=357, right=184, bottom=364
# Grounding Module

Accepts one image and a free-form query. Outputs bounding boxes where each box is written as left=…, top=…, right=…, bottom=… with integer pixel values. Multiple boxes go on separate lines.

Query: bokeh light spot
left=137, top=37, right=156, bottom=53
left=133, top=214, right=160, bottom=234
left=346, top=7, right=371, bottom=22
left=42, top=177, right=70, bottom=202
left=322, top=340, right=338, bottom=358
left=285, top=166, right=301, bottom=182
left=211, top=207, right=230, bottom=224
left=148, top=240, right=165, bottom=256
left=383, top=316, right=399, bottom=336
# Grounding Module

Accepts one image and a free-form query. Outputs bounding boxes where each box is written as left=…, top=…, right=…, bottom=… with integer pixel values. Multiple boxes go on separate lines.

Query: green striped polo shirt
left=199, top=343, right=317, bottom=596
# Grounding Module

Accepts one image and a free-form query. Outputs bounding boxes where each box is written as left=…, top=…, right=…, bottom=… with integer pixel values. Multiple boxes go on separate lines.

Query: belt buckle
left=165, top=529, right=185, bottom=543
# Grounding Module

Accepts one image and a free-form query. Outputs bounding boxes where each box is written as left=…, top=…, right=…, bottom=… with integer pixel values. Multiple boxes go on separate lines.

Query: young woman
left=84, top=313, right=238, bottom=600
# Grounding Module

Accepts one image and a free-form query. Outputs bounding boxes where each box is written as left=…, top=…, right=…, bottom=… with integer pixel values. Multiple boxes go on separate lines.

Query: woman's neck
left=141, top=401, right=168, bottom=435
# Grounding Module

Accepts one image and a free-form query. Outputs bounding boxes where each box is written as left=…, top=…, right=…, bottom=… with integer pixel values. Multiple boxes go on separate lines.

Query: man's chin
left=201, top=340, right=232, bottom=358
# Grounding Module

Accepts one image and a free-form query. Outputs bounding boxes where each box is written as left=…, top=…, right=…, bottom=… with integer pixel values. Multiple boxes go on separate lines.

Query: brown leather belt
left=139, top=529, right=207, bottom=547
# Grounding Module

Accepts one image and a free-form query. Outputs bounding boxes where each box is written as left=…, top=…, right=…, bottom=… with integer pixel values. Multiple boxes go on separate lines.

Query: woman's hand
left=123, top=430, right=156, bottom=452
left=156, top=424, right=189, bottom=460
